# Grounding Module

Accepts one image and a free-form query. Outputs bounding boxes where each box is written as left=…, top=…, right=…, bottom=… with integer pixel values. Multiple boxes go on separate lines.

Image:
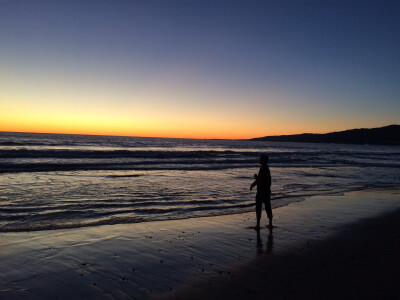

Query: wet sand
left=1, top=188, right=399, bottom=299
left=164, top=189, right=400, bottom=299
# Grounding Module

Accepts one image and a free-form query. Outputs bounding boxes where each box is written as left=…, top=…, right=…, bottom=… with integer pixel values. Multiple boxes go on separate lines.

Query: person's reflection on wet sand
left=256, top=230, right=263, bottom=254
left=266, top=229, right=273, bottom=255
left=256, top=229, right=273, bottom=254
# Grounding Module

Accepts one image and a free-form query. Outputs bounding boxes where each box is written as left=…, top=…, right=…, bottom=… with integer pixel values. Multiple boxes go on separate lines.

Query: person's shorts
left=256, top=191, right=272, bottom=219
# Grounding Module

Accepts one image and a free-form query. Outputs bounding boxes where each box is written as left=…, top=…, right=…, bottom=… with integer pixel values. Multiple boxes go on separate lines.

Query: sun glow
left=0, top=67, right=289, bottom=139
left=1, top=53, right=396, bottom=139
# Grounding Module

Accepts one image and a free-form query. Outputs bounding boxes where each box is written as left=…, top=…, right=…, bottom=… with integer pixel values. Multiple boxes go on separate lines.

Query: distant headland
left=250, top=125, right=400, bottom=146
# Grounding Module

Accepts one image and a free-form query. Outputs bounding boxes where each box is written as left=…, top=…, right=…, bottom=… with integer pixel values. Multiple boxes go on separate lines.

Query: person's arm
left=250, top=174, right=258, bottom=190
left=267, top=167, right=271, bottom=189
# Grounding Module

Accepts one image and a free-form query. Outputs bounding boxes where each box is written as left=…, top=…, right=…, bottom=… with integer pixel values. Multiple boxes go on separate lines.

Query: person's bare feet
left=268, top=219, right=273, bottom=229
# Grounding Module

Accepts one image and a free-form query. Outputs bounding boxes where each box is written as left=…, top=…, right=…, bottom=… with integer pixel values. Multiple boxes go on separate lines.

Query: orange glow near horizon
left=2, top=92, right=395, bottom=139
left=0, top=112, right=269, bottom=140
left=1, top=63, right=396, bottom=140
left=0, top=114, right=381, bottom=140
left=0, top=78, right=309, bottom=139
left=1, top=96, right=393, bottom=140
left=0, top=105, right=310, bottom=140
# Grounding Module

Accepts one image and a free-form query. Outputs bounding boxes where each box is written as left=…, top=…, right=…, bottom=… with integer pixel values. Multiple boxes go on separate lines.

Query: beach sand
left=1, top=188, right=399, bottom=299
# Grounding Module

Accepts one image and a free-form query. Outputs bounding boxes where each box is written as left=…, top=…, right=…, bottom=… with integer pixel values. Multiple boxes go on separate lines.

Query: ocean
left=1, top=132, right=399, bottom=232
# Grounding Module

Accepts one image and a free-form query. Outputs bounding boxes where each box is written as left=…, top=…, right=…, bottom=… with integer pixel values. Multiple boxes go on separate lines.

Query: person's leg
left=265, top=196, right=273, bottom=228
left=255, top=196, right=262, bottom=230
left=256, top=209, right=261, bottom=229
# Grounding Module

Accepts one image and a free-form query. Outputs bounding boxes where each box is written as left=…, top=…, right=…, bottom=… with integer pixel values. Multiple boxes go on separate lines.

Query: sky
left=1, top=0, right=399, bottom=139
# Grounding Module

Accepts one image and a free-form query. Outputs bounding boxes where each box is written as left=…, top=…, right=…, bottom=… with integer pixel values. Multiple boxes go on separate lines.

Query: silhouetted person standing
left=250, top=154, right=272, bottom=230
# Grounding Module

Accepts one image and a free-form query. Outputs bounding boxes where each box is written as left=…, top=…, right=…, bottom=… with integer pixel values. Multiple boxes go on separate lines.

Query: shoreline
left=1, top=188, right=399, bottom=298
left=166, top=189, right=400, bottom=299
left=0, top=186, right=378, bottom=234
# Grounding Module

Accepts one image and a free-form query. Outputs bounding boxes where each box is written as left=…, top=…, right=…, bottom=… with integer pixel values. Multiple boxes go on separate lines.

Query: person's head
left=259, top=154, right=269, bottom=165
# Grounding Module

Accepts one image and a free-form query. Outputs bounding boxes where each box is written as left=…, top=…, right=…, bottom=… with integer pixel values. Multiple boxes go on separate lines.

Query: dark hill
left=250, top=125, right=400, bottom=146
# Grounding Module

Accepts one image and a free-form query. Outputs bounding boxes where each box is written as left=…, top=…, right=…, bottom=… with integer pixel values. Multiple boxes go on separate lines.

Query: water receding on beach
left=1, top=132, right=400, bottom=232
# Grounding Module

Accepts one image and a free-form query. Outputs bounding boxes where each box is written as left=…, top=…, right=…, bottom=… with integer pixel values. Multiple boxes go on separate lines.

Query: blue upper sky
left=1, top=0, right=399, bottom=138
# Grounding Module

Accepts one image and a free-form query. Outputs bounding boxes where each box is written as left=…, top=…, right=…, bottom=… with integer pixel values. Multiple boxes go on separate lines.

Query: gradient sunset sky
left=1, top=1, right=399, bottom=139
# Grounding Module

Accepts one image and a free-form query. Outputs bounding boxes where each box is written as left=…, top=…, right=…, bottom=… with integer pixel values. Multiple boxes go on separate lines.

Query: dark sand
left=163, top=194, right=400, bottom=299
left=1, top=189, right=399, bottom=299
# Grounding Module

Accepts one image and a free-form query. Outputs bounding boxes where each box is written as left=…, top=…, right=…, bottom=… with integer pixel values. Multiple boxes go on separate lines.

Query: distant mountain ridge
left=250, top=125, right=400, bottom=146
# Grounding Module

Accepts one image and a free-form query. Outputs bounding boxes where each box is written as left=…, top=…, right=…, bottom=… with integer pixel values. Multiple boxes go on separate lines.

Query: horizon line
left=0, top=130, right=237, bottom=141
left=1, top=124, right=398, bottom=141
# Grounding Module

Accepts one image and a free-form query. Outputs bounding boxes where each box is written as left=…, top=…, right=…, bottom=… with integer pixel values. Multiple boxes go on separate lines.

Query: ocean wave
left=0, top=202, right=256, bottom=232
left=1, top=160, right=399, bottom=174
left=2, top=148, right=400, bottom=159
left=1, top=184, right=398, bottom=233
left=0, top=162, right=257, bottom=173
left=1, top=145, right=400, bottom=174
